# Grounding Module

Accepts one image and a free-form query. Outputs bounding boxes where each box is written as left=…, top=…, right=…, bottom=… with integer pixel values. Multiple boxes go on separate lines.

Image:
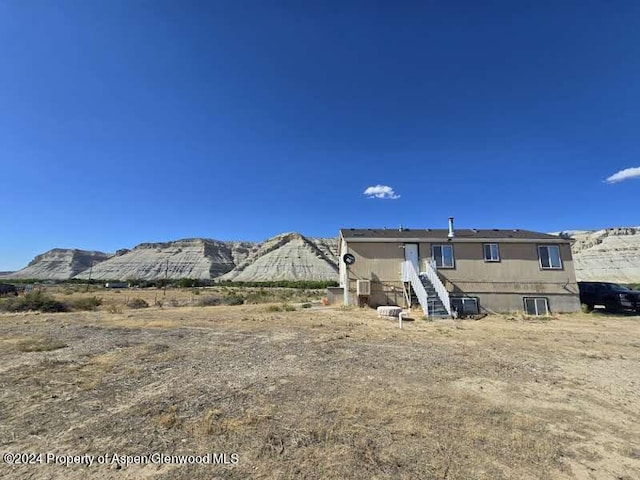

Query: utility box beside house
left=356, top=280, right=371, bottom=296
left=337, top=219, right=581, bottom=316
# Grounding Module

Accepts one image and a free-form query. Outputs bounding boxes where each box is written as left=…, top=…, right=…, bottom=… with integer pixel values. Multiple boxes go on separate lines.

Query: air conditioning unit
left=357, top=280, right=371, bottom=296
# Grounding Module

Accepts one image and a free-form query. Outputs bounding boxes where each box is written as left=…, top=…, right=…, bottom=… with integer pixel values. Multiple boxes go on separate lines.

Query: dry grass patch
left=0, top=309, right=638, bottom=479
left=106, top=303, right=122, bottom=314
left=271, top=388, right=562, bottom=479
left=75, top=350, right=129, bottom=390
left=16, top=336, right=67, bottom=352
left=142, top=319, right=181, bottom=329
left=159, top=405, right=182, bottom=429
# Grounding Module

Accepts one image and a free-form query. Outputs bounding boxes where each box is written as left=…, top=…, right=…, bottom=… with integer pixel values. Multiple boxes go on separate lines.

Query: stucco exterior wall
left=455, top=292, right=581, bottom=314
left=341, top=239, right=580, bottom=313
left=344, top=242, right=404, bottom=284
left=429, top=242, right=577, bottom=289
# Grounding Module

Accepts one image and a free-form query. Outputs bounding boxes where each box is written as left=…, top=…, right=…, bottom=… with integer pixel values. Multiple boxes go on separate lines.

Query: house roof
left=339, top=228, right=566, bottom=241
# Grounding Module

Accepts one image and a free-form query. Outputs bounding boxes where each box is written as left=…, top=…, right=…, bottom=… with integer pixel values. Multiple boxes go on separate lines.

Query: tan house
left=338, top=219, right=580, bottom=316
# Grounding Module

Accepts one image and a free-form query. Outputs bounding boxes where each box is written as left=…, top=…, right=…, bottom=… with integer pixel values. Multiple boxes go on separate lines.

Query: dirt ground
left=0, top=301, right=639, bottom=479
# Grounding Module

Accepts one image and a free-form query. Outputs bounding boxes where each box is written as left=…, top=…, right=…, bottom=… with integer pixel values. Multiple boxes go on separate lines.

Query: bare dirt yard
left=1, top=300, right=639, bottom=479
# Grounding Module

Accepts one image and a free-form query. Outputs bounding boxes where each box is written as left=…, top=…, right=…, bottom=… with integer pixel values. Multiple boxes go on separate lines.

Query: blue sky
left=1, top=1, right=639, bottom=270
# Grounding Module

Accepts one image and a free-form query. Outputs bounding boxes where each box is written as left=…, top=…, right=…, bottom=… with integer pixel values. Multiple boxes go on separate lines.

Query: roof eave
left=341, top=237, right=569, bottom=244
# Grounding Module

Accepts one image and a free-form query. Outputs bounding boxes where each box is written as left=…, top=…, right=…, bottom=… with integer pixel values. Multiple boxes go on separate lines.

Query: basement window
left=538, top=245, right=562, bottom=269
left=483, top=243, right=500, bottom=262
left=524, top=297, right=549, bottom=316
left=432, top=244, right=454, bottom=268
left=450, top=297, right=479, bottom=316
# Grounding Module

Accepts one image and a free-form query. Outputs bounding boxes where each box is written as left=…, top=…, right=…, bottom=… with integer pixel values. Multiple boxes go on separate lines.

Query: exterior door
left=404, top=243, right=419, bottom=272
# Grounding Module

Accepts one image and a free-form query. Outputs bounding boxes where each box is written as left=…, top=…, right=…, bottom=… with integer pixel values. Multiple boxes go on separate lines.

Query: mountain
left=2, top=234, right=339, bottom=282
left=561, top=227, right=640, bottom=283
left=1, top=249, right=112, bottom=280
left=73, top=238, right=256, bottom=281
left=69, top=234, right=338, bottom=282
left=219, top=232, right=339, bottom=282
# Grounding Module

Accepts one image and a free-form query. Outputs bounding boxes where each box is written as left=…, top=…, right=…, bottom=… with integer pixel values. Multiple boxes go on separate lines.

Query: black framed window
left=451, top=297, right=479, bottom=315
left=524, top=297, right=549, bottom=316
left=432, top=244, right=455, bottom=268
left=538, top=245, right=562, bottom=269
left=483, top=243, right=500, bottom=262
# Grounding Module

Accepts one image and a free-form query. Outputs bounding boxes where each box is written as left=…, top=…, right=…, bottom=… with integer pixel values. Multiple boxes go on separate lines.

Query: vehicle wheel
left=604, top=299, right=619, bottom=313
left=582, top=303, right=594, bottom=313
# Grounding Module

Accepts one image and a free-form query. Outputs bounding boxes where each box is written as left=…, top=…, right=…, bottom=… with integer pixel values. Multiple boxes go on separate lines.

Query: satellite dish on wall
left=343, top=253, right=355, bottom=265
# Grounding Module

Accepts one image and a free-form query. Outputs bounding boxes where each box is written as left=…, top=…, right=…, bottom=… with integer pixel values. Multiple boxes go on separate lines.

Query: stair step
left=411, top=276, right=451, bottom=317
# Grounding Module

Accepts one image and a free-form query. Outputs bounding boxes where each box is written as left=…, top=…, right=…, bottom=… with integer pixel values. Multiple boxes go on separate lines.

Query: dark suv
left=0, top=283, right=18, bottom=296
left=578, top=281, right=640, bottom=313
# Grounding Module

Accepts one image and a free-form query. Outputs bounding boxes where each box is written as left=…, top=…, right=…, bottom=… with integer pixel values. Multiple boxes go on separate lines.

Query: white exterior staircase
left=401, top=260, right=452, bottom=318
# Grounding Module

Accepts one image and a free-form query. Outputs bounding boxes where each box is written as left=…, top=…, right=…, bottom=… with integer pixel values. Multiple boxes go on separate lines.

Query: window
left=524, top=297, right=549, bottom=316
left=450, top=297, right=479, bottom=316
left=538, top=245, right=562, bottom=269
left=483, top=243, right=500, bottom=262
left=432, top=244, right=454, bottom=268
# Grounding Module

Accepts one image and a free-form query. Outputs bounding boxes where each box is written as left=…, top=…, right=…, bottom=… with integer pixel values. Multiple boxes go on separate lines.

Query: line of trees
left=0, top=278, right=339, bottom=289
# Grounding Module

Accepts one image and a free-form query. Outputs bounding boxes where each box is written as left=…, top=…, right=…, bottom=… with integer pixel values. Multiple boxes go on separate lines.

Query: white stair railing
left=420, top=259, right=452, bottom=317
left=401, top=261, right=429, bottom=317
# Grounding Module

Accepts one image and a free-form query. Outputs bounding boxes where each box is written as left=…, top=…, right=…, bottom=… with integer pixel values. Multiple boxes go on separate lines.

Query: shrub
left=127, top=298, right=149, bottom=309
left=301, top=303, right=312, bottom=309
left=0, top=291, right=68, bottom=313
left=223, top=295, right=244, bottom=306
left=177, top=278, right=201, bottom=288
left=244, top=291, right=270, bottom=304
left=217, top=280, right=339, bottom=289
left=266, top=303, right=296, bottom=312
left=198, top=296, right=221, bottom=307
left=71, top=296, right=103, bottom=311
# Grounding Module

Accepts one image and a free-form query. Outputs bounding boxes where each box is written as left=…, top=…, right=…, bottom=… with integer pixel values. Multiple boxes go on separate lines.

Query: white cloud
left=605, top=166, right=640, bottom=184
left=363, top=185, right=400, bottom=200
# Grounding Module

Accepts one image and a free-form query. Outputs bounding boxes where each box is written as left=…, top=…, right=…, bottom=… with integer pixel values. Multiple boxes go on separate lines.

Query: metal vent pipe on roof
left=448, top=217, right=455, bottom=238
